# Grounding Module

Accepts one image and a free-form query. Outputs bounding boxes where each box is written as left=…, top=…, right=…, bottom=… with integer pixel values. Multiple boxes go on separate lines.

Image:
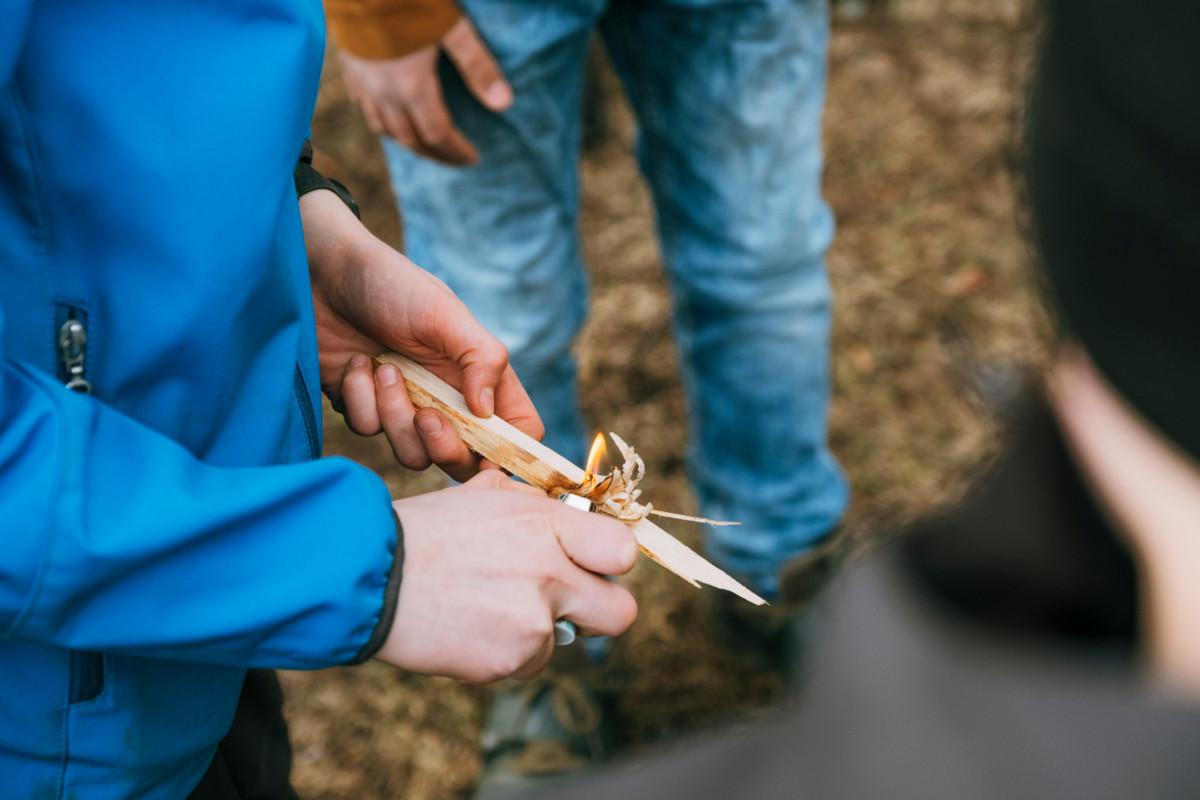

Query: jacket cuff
left=325, top=0, right=461, bottom=60
left=349, top=509, right=405, bottom=663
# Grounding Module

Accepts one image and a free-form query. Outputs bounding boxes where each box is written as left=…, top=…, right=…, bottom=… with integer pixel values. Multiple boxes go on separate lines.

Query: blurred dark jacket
left=1030, top=0, right=1200, bottom=460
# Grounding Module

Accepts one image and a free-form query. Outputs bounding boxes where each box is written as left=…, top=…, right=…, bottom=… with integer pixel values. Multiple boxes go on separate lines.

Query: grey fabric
left=548, top=555, right=1200, bottom=800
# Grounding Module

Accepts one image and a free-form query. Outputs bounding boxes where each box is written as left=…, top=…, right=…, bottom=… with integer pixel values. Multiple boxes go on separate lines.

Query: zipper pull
left=57, top=318, right=92, bottom=394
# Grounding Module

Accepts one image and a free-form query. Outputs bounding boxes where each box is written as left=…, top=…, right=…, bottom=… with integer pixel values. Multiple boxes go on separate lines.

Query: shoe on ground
left=474, top=670, right=614, bottom=800
left=707, top=527, right=856, bottom=685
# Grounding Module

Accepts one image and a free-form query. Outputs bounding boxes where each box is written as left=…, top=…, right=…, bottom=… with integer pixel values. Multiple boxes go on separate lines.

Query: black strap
left=294, top=140, right=360, bottom=219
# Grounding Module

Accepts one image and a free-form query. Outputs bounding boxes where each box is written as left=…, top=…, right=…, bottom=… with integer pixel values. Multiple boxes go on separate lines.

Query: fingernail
left=376, top=364, right=398, bottom=387
left=484, top=81, right=512, bottom=110
left=479, top=387, right=495, bottom=417
left=350, top=353, right=369, bottom=369
left=416, top=412, right=443, bottom=436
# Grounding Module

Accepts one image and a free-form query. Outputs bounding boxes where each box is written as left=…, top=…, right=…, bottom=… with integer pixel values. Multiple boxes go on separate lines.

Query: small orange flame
left=584, top=433, right=607, bottom=477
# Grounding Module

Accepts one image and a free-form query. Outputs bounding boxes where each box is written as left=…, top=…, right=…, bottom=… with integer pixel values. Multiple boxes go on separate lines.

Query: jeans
left=384, top=0, right=848, bottom=597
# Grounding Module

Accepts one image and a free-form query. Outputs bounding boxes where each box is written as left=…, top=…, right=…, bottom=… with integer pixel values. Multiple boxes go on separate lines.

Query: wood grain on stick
left=378, top=353, right=766, bottom=606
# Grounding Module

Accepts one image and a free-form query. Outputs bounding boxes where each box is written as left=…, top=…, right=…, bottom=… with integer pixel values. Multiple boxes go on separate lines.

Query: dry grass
left=282, top=2, right=1049, bottom=796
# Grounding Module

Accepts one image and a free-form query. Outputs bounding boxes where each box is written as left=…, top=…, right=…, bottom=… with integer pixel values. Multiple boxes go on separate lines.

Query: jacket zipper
left=294, top=364, right=321, bottom=459
left=55, top=307, right=105, bottom=701
left=57, top=313, right=91, bottom=394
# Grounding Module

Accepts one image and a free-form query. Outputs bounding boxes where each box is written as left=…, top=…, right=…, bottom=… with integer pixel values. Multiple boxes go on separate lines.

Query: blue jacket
left=0, top=2, right=400, bottom=796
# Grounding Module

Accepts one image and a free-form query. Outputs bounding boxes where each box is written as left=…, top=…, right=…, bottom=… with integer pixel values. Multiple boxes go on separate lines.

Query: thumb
left=553, top=505, right=640, bottom=577
left=442, top=17, right=513, bottom=111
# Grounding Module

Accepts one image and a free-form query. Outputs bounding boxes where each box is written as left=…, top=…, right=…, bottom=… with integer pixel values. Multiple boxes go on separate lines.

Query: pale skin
left=299, top=189, right=638, bottom=681
left=338, top=16, right=512, bottom=165
left=1049, top=350, right=1200, bottom=694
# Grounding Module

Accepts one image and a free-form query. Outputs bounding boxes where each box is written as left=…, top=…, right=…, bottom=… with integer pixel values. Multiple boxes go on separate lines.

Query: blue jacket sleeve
left=0, top=307, right=402, bottom=669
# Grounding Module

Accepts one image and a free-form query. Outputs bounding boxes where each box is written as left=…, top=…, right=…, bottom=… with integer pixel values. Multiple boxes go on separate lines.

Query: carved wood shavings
left=587, top=432, right=742, bottom=529
left=377, top=353, right=766, bottom=606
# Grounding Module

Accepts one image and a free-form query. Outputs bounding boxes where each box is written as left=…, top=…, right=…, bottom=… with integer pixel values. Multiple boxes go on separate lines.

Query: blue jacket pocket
left=68, top=651, right=104, bottom=704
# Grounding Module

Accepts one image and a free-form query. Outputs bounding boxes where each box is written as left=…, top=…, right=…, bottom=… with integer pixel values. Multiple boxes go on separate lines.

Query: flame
left=584, top=433, right=607, bottom=477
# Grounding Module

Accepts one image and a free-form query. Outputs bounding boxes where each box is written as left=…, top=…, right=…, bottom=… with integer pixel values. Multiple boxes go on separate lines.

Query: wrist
left=349, top=508, right=406, bottom=664
left=300, top=190, right=379, bottom=283
left=295, top=142, right=360, bottom=219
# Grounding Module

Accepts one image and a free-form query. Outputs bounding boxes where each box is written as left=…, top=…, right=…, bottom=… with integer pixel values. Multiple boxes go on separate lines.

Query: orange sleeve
left=324, top=0, right=461, bottom=59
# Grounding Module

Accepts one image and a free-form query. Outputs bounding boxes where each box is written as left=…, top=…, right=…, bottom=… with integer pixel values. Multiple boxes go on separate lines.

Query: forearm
left=0, top=355, right=401, bottom=667
left=1051, top=352, right=1200, bottom=691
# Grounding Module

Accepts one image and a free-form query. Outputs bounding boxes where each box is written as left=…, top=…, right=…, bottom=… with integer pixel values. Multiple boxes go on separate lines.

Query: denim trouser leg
left=384, top=0, right=848, bottom=597
left=382, top=0, right=605, bottom=466
left=601, top=0, right=849, bottom=596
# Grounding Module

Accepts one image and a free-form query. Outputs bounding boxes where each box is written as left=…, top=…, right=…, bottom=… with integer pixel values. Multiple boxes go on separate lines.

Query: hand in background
left=300, top=189, right=542, bottom=479
left=338, top=17, right=513, bottom=165
left=382, top=471, right=640, bottom=682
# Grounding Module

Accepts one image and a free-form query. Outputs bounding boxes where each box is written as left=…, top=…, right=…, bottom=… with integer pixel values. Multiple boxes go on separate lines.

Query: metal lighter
left=553, top=493, right=595, bottom=646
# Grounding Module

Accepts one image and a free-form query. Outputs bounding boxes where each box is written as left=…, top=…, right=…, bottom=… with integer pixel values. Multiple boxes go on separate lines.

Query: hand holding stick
left=377, top=353, right=766, bottom=607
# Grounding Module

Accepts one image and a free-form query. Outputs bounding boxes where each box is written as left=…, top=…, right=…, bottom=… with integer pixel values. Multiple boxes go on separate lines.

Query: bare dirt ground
left=282, top=2, right=1047, bottom=796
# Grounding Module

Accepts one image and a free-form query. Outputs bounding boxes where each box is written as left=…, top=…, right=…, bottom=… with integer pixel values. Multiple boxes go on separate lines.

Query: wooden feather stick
left=377, top=353, right=766, bottom=606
